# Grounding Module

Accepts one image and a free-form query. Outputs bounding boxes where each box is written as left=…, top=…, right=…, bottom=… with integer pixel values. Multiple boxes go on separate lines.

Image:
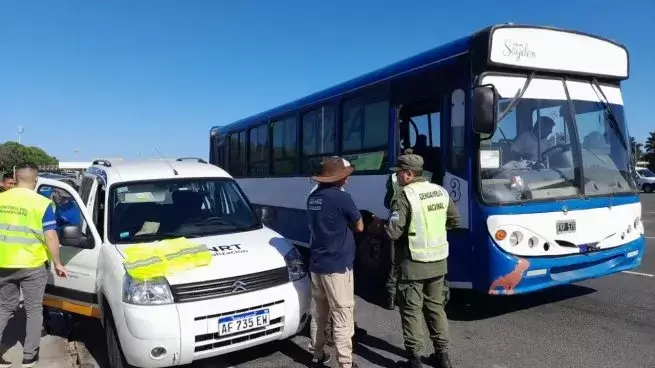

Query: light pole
left=17, top=125, right=24, bottom=144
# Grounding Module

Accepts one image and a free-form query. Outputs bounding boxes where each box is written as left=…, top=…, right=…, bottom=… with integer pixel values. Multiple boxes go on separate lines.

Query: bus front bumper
left=484, top=236, right=646, bottom=295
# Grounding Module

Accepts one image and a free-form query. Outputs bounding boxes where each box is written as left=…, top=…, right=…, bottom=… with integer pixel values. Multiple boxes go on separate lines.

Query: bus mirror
left=473, top=85, right=498, bottom=135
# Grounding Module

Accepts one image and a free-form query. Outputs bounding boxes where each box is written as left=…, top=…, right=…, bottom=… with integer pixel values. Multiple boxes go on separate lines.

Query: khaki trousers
left=309, top=269, right=355, bottom=367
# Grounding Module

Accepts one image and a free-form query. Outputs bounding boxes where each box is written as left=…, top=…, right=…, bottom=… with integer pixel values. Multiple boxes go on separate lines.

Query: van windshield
left=109, top=178, right=261, bottom=244
left=638, top=168, right=654, bottom=178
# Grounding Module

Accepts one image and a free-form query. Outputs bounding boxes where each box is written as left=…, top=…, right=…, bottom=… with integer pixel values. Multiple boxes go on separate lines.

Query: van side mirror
left=473, top=85, right=498, bottom=135
left=256, top=206, right=274, bottom=226
left=58, top=225, right=94, bottom=249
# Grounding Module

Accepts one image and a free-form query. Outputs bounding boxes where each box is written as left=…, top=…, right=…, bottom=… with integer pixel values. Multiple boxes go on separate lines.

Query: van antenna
left=153, top=147, right=179, bottom=176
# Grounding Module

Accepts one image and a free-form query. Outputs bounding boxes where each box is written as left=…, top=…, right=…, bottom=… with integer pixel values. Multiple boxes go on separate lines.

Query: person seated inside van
left=52, top=189, right=81, bottom=227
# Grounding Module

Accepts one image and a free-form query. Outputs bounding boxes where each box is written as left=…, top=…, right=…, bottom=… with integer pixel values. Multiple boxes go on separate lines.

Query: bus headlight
left=528, top=236, right=539, bottom=248
left=284, top=247, right=307, bottom=282
left=509, top=231, right=524, bottom=246
left=634, top=216, right=640, bottom=230
left=122, top=275, right=174, bottom=305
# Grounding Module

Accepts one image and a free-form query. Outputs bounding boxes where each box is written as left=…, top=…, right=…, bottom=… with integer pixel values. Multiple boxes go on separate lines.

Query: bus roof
left=212, top=23, right=628, bottom=135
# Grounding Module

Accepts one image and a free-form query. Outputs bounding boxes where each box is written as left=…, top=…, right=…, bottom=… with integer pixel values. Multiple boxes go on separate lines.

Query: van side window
left=79, top=177, right=94, bottom=205
left=92, top=181, right=106, bottom=238
left=37, top=185, right=85, bottom=235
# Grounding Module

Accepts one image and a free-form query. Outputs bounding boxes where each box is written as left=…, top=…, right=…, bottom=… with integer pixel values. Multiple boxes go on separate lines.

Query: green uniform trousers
left=397, top=275, right=450, bottom=356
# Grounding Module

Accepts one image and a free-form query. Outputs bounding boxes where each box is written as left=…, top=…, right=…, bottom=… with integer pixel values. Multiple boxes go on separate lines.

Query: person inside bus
left=510, top=116, right=556, bottom=162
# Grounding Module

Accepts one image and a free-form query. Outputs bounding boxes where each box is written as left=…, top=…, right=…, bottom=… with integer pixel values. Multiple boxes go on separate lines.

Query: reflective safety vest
left=390, top=170, right=434, bottom=195
left=0, top=188, right=53, bottom=268
left=122, top=237, right=212, bottom=281
left=402, top=181, right=449, bottom=263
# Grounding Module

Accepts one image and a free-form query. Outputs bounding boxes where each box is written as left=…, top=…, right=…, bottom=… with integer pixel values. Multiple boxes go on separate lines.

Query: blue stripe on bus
left=478, top=194, right=640, bottom=215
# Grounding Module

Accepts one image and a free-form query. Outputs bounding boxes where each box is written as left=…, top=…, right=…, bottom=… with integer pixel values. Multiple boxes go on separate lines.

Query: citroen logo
left=231, top=280, right=247, bottom=293
left=562, top=206, right=568, bottom=215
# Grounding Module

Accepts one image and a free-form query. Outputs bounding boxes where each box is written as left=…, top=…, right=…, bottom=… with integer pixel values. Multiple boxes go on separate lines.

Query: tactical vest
left=402, top=180, right=449, bottom=262
left=0, top=188, right=53, bottom=268
left=122, top=237, right=212, bottom=281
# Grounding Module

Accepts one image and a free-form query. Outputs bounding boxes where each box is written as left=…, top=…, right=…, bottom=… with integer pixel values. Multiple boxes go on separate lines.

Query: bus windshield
left=479, top=75, right=634, bottom=204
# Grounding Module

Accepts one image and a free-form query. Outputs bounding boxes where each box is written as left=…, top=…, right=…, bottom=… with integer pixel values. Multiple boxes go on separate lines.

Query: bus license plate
left=556, top=220, right=576, bottom=234
left=218, top=309, right=270, bottom=336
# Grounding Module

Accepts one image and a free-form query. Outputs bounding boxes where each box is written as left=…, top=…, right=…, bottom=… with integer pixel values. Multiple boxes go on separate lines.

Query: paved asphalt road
left=78, top=194, right=655, bottom=368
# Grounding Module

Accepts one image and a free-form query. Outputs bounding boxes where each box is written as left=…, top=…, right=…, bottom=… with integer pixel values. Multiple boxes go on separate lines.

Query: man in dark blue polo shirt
left=307, top=156, right=363, bottom=368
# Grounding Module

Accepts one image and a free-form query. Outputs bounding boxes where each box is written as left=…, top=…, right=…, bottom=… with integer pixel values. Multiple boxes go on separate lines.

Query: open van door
left=36, top=178, right=102, bottom=318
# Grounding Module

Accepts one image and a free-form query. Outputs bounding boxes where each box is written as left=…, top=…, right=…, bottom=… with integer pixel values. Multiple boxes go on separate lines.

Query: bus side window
left=408, top=112, right=441, bottom=180
left=272, top=116, right=298, bottom=176
left=341, top=93, right=390, bottom=172
left=248, top=124, right=270, bottom=177
left=228, top=131, right=247, bottom=177
left=449, top=89, right=466, bottom=175
left=301, top=106, right=336, bottom=174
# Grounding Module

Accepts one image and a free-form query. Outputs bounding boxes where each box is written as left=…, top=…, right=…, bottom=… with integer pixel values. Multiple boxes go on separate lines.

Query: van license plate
left=556, top=220, right=576, bottom=234
left=218, top=309, right=270, bottom=336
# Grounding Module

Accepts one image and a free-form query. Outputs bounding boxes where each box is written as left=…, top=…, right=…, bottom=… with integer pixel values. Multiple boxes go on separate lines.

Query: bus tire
left=644, top=184, right=653, bottom=193
left=104, top=308, right=134, bottom=368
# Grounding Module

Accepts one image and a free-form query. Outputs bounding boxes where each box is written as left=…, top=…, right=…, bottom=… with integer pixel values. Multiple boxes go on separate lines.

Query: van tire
left=105, top=312, right=134, bottom=368
left=644, top=184, right=654, bottom=193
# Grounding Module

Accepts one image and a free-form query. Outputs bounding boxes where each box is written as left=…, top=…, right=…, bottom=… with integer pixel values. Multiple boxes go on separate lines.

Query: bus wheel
left=644, top=184, right=653, bottom=193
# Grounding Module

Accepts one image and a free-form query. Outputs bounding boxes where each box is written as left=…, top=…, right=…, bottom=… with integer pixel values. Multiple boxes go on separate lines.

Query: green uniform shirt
left=383, top=176, right=461, bottom=281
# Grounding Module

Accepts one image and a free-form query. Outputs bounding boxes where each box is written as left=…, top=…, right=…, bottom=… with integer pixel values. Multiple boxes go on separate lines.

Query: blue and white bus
left=209, top=23, right=645, bottom=295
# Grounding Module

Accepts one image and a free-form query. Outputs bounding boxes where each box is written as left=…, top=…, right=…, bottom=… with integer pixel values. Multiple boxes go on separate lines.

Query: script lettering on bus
left=502, top=39, right=536, bottom=62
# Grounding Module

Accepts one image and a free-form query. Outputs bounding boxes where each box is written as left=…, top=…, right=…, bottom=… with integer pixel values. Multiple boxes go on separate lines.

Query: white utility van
left=635, top=167, right=654, bottom=193
left=35, top=158, right=310, bottom=368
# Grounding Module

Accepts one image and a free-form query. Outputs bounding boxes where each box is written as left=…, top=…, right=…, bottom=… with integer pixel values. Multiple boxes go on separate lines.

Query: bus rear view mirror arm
left=472, top=84, right=498, bottom=135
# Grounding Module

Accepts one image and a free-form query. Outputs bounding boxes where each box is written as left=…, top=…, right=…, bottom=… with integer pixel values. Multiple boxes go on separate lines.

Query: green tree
left=0, top=141, right=58, bottom=172
left=630, top=136, right=643, bottom=164
left=644, top=131, right=655, bottom=168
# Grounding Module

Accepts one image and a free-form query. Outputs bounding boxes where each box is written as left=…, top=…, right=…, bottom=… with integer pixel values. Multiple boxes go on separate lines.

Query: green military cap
left=390, top=148, right=424, bottom=172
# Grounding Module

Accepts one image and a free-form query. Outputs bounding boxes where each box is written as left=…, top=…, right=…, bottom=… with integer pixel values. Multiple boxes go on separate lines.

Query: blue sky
left=1, top=0, right=653, bottom=161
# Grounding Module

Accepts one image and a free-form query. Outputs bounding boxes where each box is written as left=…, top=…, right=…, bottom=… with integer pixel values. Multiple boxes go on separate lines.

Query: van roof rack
left=92, top=159, right=112, bottom=167
left=176, top=157, right=207, bottom=164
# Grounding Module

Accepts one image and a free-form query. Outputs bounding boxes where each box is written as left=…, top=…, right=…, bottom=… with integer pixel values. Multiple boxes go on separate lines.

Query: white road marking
left=646, top=236, right=655, bottom=239
left=622, top=270, right=654, bottom=277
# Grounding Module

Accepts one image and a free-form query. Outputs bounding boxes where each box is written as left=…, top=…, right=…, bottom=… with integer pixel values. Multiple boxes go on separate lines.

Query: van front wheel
left=644, top=184, right=654, bottom=193
left=105, top=313, right=134, bottom=368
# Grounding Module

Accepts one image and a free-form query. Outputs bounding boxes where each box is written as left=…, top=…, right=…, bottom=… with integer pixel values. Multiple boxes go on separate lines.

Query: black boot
left=398, top=355, right=423, bottom=368
left=385, top=294, right=396, bottom=310
left=429, top=351, right=452, bottom=368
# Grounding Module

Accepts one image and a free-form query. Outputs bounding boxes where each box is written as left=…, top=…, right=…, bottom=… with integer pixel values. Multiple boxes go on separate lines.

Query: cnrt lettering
left=209, top=244, right=242, bottom=252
